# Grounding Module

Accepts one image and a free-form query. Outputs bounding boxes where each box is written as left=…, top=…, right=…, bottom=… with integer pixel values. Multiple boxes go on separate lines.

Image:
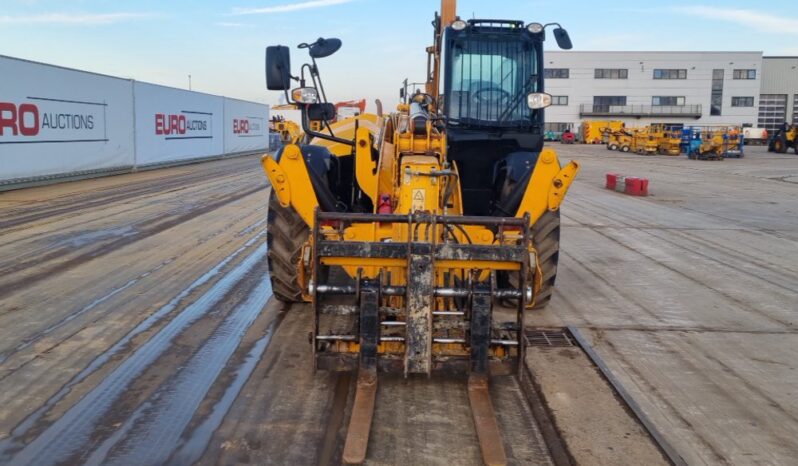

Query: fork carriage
left=310, top=210, right=534, bottom=378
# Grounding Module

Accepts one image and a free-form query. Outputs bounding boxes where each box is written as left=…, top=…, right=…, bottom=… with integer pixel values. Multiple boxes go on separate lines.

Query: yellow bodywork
left=261, top=110, right=579, bottom=301
left=582, top=120, right=624, bottom=144
left=630, top=127, right=659, bottom=155
left=698, top=127, right=742, bottom=157
left=269, top=118, right=302, bottom=144
left=606, top=130, right=632, bottom=151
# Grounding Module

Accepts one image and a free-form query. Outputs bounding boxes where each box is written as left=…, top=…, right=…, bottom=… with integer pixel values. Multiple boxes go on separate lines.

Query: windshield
left=445, top=35, right=538, bottom=126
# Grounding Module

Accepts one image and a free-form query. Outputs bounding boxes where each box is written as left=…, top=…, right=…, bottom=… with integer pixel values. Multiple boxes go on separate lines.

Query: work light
left=292, top=87, right=318, bottom=104
left=527, top=92, right=552, bottom=109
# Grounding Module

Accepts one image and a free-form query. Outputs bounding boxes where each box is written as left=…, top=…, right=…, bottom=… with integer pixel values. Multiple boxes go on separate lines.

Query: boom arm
left=425, top=0, right=457, bottom=101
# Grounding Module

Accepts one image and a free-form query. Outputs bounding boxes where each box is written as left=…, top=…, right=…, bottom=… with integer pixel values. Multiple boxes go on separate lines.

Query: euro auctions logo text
left=233, top=119, right=250, bottom=134
left=232, top=117, right=263, bottom=137
left=155, top=111, right=212, bottom=140
left=0, top=98, right=106, bottom=144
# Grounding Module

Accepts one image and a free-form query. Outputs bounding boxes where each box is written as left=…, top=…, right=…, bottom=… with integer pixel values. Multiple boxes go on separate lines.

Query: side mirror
left=307, top=103, right=336, bottom=121
left=553, top=28, right=572, bottom=50
left=309, top=37, right=342, bottom=59
left=266, top=45, right=291, bottom=90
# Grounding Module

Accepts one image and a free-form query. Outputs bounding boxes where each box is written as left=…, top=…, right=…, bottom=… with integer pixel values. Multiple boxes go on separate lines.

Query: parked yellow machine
left=260, top=1, right=578, bottom=463
left=630, top=127, right=659, bottom=155
left=581, top=120, right=624, bottom=144
left=695, top=127, right=742, bottom=159
left=768, top=123, right=798, bottom=154
left=650, top=124, right=682, bottom=155
left=606, top=128, right=633, bottom=152
left=268, top=116, right=302, bottom=144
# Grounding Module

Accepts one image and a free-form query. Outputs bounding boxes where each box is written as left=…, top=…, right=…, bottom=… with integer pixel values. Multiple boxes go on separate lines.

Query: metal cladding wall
left=1, top=55, right=270, bottom=187
left=134, top=82, right=225, bottom=166
left=224, top=98, right=269, bottom=153
left=0, top=57, right=135, bottom=182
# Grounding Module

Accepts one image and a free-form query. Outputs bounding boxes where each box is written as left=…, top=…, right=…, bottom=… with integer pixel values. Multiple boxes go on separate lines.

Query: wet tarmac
left=1, top=146, right=797, bottom=465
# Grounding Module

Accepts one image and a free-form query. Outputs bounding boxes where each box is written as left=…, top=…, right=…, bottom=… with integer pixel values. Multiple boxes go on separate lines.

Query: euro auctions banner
left=223, top=98, right=269, bottom=154
left=134, top=82, right=224, bottom=165
left=0, top=56, right=135, bottom=182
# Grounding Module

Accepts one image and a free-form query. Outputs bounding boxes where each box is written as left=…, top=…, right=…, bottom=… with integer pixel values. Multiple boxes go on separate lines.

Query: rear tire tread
left=532, top=210, right=560, bottom=310
left=267, top=192, right=309, bottom=303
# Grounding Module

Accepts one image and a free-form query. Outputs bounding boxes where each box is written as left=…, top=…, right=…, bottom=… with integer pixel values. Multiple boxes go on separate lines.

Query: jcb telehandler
left=261, top=1, right=578, bottom=463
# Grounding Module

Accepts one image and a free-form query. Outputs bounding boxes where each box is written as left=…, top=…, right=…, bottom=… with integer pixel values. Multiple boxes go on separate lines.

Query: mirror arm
left=311, top=57, right=329, bottom=103
left=300, top=105, right=355, bottom=147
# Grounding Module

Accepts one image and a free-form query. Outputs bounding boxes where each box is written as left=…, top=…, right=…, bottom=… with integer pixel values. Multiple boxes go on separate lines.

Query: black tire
left=620, top=145, right=630, bottom=153
left=794, top=143, right=798, bottom=155
left=531, top=210, right=560, bottom=309
left=608, top=143, right=618, bottom=151
left=774, top=137, right=787, bottom=153
left=267, top=191, right=309, bottom=303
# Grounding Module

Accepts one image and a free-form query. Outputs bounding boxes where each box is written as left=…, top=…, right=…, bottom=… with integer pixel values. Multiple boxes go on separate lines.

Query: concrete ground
left=0, top=144, right=796, bottom=465
left=531, top=144, right=798, bottom=465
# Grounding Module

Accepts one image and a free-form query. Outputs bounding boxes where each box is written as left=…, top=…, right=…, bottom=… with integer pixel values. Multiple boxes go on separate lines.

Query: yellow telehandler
left=260, top=1, right=578, bottom=463
left=768, top=123, right=798, bottom=154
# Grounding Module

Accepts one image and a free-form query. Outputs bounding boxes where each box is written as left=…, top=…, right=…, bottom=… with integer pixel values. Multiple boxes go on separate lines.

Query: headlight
left=292, top=87, right=318, bottom=104
left=527, top=92, right=552, bottom=109
left=527, top=22, right=544, bottom=33
left=451, top=20, right=467, bottom=31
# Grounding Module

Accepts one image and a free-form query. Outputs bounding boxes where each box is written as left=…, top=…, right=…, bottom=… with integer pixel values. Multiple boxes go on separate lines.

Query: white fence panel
left=134, top=82, right=224, bottom=166
left=224, top=98, right=269, bottom=154
left=0, top=56, right=135, bottom=182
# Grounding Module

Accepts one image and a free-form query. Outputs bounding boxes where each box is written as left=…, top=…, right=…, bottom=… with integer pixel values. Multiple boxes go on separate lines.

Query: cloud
left=0, top=12, right=153, bottom=25
left=231, top=0, right=354, bottom=16
left=673, top=6, right=798, bottom=35
left=216, top=21, right=248, bottom=27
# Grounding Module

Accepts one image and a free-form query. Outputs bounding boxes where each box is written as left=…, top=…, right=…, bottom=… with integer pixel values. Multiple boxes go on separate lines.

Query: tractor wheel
left=794, top=143, right=798, bottom=155
left=608, top=143, right=618, bottom=151
left=774, top=137, right=787, bottom=153
left=531, top=210, right=561, bottom=309
left=620, top=145, right=630, bottom=153
left=266, top=190, right=309, bottom=303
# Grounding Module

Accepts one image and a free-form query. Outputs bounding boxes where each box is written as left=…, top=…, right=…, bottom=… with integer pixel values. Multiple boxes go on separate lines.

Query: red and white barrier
left=605, top=173, right=649, bottom=196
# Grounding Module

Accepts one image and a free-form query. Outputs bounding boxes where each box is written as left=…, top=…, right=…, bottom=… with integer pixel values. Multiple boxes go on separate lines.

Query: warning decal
left=411, top=189, right=425, bottom=212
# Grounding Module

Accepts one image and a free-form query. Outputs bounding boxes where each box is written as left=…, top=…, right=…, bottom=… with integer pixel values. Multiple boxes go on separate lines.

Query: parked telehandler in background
left=260, top=1, right=578, bottom=463
left=769, top=123, right=798, bottom=154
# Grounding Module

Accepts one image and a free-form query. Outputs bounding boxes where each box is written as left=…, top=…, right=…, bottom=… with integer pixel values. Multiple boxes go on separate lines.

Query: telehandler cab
left=260, top=1, right=579, bottom=463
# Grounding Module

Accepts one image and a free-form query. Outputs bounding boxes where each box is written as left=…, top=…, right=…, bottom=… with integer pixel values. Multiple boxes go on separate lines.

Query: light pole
left=188, top=74, right=192, bottom=91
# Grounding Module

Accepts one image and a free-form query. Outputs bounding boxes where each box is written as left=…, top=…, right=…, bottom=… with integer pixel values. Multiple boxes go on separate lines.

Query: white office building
left=543, top=51, right=763, bottom=131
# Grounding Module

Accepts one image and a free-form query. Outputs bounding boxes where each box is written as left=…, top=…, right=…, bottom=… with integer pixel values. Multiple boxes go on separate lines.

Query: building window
left=653, top=69, right=687, bottom=79
left=544, top=68, right=569, bottom=79
left=711, top=69, right=724, bottom=116
left=594, top=68, right=628, bottom=79
left=551, top=96, right=568, bottom=106
left=652, top=96, right=685, bottom=106
left=733, top=69, right=756, bottom=80
left=545, top=122, right=572, bottom=132
left=593, top=96, right=626, bottom=112
left=731, top=97, right=754, bottom=107
left=794, top=95, right=798, bottom=124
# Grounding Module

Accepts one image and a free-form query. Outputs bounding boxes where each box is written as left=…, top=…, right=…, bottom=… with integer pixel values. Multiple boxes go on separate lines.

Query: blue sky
left=2, top=0, right=797, bottom=110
